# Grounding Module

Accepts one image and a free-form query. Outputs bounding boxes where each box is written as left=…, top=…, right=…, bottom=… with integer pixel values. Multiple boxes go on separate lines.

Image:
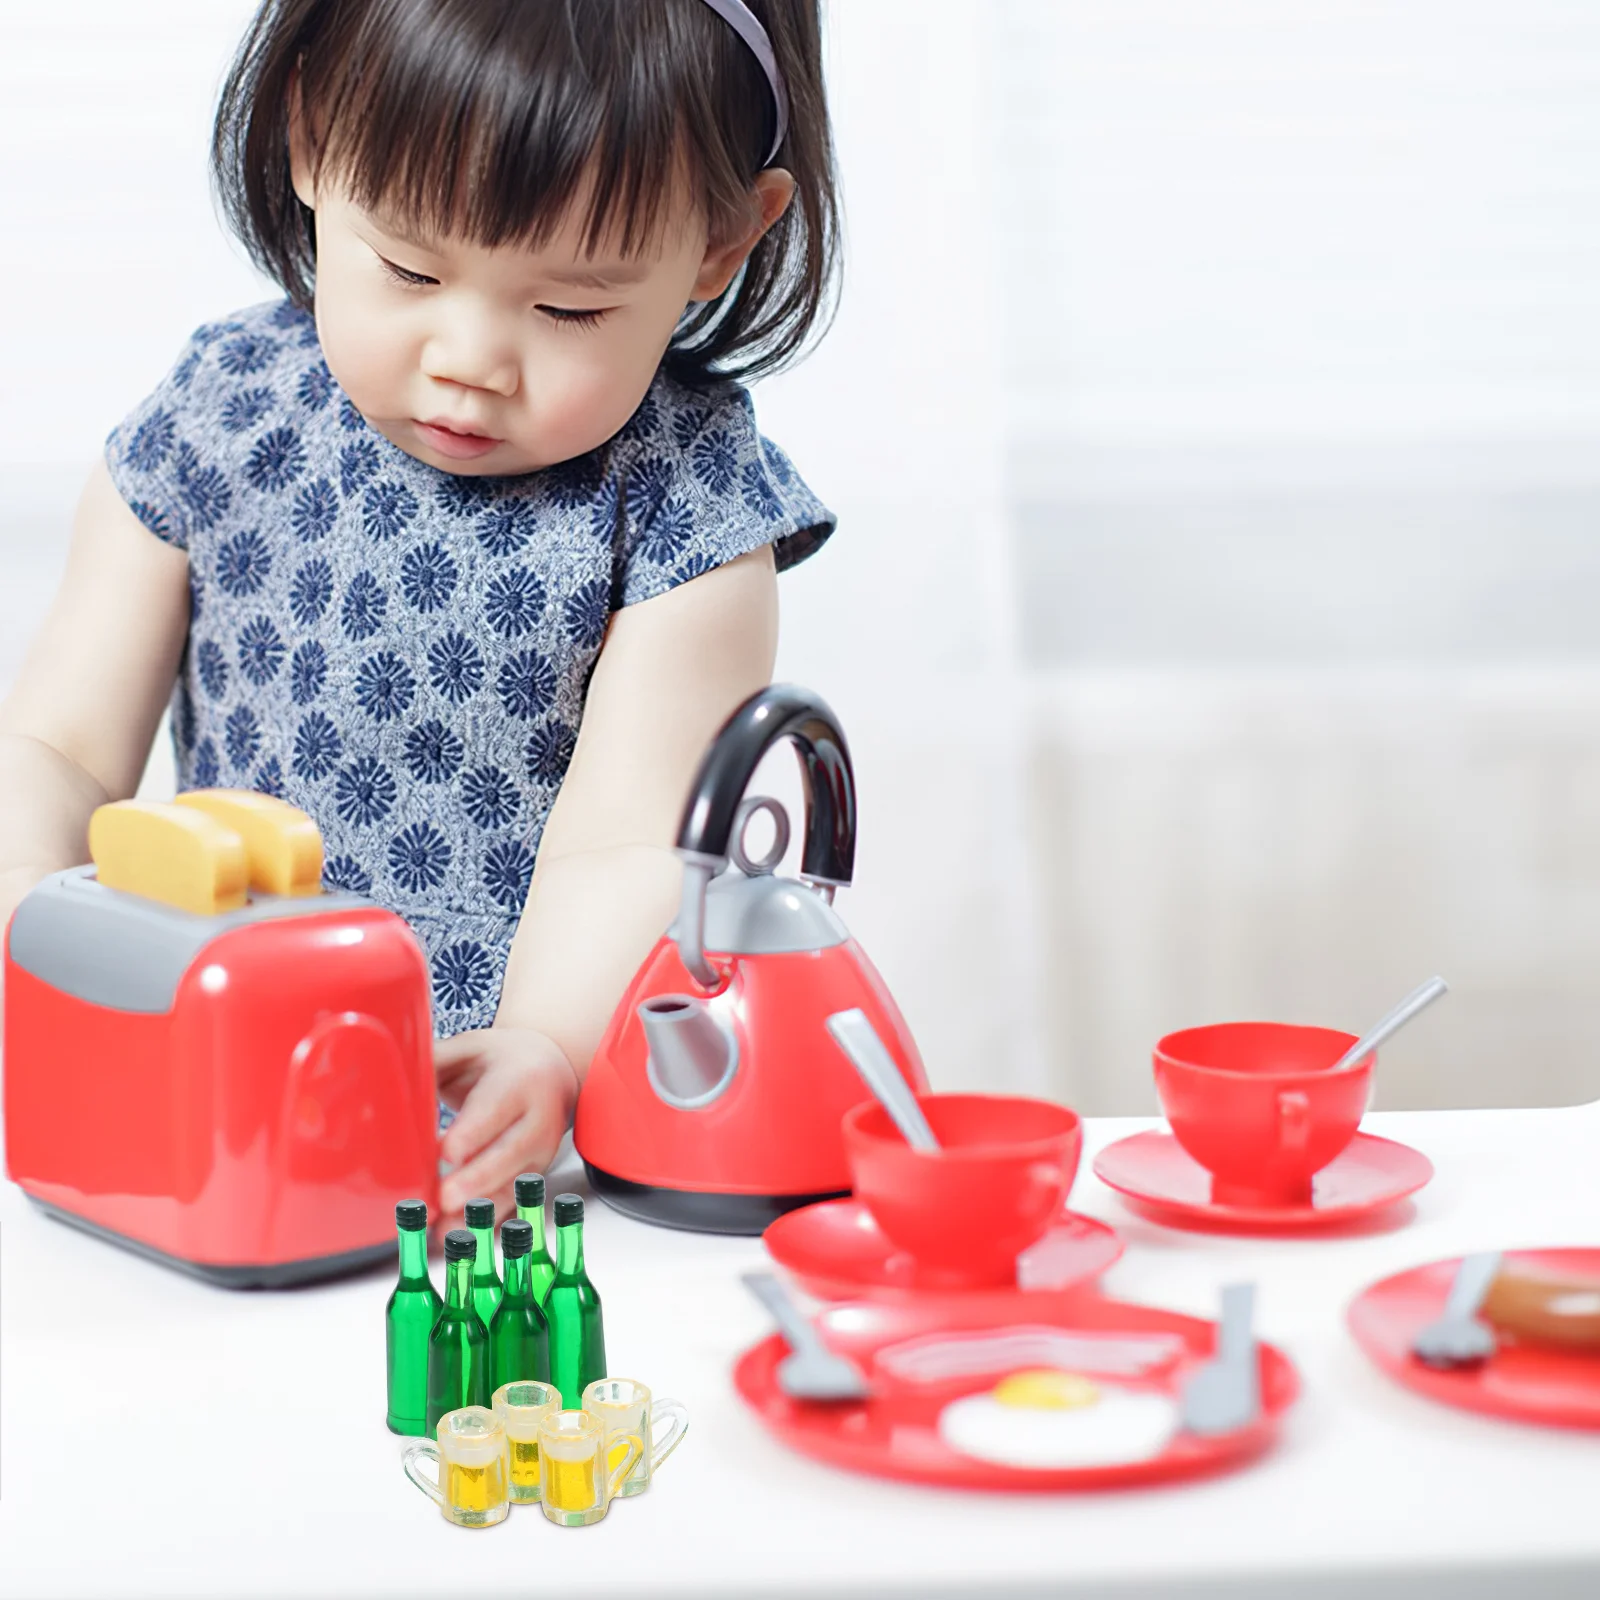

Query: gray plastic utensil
left=826, top=1007, right=939, bottom=1151
left=1410, top=1251, right=1502, bottom=1371
left=741, top=1271, right=870, bottom=1402
left=1181, top=1283, right=1260, bottom=1437
left=1331, top=976, right=1449, bottom=1072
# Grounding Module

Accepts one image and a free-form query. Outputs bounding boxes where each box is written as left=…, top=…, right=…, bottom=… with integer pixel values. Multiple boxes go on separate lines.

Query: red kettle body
left=575, top=686, right=928, bottom=1234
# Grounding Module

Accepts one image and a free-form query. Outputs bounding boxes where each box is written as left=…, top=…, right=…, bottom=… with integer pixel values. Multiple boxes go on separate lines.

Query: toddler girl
left=0, top=0, right=839, bottom=1217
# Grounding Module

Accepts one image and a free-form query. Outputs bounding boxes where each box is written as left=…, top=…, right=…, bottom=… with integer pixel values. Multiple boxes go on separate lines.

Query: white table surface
left=3, top=1100, right=1598, bottom=1600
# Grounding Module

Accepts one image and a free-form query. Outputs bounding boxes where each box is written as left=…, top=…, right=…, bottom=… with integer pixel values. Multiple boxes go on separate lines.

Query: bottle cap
left=501, top=1218, right=533, bottom=1257
left=444, top=1228, right=477, bottom=1262
left=553, top=1193, right=584, bottom=1227
left=464, top=1198, right=495, bottom=1228
left=395, top=1199, right=428, bottom=1231
left=514, top=1173, right=546, bottom=1208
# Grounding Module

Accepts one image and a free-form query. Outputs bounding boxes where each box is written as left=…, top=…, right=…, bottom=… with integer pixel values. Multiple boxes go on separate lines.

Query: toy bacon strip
left=1482, top=1264, right=1600, bottom=1354
left=173, top=790, right=323, bottom=897
left=874, top=1327, right=1188, bottom=1386
left=89, top=800, right=251, bottom=917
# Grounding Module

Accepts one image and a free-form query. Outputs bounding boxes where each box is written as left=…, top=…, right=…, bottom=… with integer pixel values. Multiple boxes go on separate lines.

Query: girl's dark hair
left=212, top=0, right=840, bottom=385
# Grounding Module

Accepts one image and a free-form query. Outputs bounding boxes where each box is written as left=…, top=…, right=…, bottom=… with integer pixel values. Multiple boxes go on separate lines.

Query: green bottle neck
left=555, top=1220, right=585, bottom=1278
left=396, top=1226, right=430, bottom=1285
left=502, top=1252, right=532, bottom=1303
left=471, top=1225, right=498, bottom=1279
left=445, top=1255, right=474, bottom=1310
left=517, top=1204, right=552, bottom=1262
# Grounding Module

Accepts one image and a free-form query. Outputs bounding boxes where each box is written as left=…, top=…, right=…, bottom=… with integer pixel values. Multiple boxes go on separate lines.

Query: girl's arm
left=0, top=462, right=190, bottom=926
left=434, top=544, right=779, bottom=1209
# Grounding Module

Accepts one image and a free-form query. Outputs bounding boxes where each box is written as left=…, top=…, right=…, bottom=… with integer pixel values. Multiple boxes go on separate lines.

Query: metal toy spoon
left=827, top=1007, right=939, bottom=1151
left=742, top=1271, right=871, bottom=1402
left=1181, top=1283, right=1260, bottom=1436
left=1330, top=976, right=1449, bottom=1073
left=1410, top=1251, right=1502, bottom=1371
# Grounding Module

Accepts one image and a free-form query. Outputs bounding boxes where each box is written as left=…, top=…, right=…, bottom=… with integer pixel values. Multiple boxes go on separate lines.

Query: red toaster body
left=3, top=867, right=437, bottom=1286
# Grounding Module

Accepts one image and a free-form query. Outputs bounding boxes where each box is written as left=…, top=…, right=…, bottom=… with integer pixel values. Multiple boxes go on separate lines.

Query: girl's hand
left=434, top=1026, right=580, bottom=1219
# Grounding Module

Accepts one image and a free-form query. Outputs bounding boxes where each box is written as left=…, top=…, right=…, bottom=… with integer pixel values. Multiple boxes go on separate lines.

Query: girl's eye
left=538, top=306, right=607, bottom=330
left=379, top=257, right=437, bottom=288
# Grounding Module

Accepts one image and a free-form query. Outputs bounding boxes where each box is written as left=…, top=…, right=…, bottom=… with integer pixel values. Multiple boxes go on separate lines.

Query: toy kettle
left=575, top=684, right=928, bottom=1234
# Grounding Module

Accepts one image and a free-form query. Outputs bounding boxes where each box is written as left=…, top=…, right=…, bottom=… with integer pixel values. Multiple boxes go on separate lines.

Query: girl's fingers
left=434, top=1030, right=489, bottom=1084
left=440, top=1109, right=558, bottom=1215
left=438, top=1061, right=522, bottom=1171
left=439, top=1052, right=564, bottom=1178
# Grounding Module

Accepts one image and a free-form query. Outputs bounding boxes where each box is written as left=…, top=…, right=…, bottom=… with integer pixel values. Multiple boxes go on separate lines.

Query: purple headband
left=699, top=0, right=791, bottom=165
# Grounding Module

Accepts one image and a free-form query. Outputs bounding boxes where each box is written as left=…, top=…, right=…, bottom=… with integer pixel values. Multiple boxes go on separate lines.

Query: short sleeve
left=104, top=320, right=237, bottom=552
left=613, top=379, right=836, bottom=609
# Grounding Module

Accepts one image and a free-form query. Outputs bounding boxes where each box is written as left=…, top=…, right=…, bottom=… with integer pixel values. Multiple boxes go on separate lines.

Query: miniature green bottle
left=464, top=1197, right=503, bottom=1329
left=385, top=1200, right=442, bottom=1435
left=546, top=1194, right=606, bottom=1407
left=424, top=1229, right=491, bottom=1434
left=490, top=1218, right=551, bottom=1390
left=514, top=1172, right=557, bottom=1305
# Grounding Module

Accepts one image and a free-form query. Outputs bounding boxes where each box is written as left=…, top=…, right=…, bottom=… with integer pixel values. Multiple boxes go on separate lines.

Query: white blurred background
left=3, top=1, right=1599, bottom=1112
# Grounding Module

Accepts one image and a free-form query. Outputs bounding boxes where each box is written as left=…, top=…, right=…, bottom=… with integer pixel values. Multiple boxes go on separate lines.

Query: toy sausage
left=1482, top=1262, right=1600, bottom=1354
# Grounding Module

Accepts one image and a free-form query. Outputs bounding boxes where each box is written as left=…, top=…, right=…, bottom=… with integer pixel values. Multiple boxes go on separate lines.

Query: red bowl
left=841, top=1094, right=1082, bottom=1288
left=1153, top=1022, right=1371, bottom=1205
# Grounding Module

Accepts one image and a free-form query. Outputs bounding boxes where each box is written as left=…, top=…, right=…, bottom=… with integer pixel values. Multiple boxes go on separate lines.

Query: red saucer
left=1348, top=1249, right=1600, bottom=1430
left=1092, top=1130, right=1432, bottom=1231
left=733, top=1289, right=1300, bottom=1492
left=764, top=1198, right=1124, bottom=1300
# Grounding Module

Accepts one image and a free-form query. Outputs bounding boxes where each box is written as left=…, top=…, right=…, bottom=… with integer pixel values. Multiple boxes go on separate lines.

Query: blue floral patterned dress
left=106, top=298, right=834, bottom=1038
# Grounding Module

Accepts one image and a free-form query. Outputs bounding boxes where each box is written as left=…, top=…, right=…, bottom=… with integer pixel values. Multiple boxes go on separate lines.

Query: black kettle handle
left=676, top=685, right=856, bottom=887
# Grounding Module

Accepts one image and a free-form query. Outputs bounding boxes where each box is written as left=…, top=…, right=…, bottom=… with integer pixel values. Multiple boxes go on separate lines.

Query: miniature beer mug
left=402, top=1406, right=510, bottom=1529
left=582, top=1378, right=689, bottom=1497
left=536, top=1409, right=642, bottom=1528
left=491, top=1379, right=562, bottom=1504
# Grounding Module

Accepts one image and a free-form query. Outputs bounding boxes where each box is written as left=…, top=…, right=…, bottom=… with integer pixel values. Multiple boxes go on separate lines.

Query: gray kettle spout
left=639, top=994, right=738, bottom=1108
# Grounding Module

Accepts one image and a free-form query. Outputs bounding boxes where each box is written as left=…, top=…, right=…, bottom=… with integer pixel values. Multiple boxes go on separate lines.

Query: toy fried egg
left=937, top=1368, right=1179, bottom=1470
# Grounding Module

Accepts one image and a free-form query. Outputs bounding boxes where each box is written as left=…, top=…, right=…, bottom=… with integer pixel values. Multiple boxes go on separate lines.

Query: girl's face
left=290, top=150, right=791, bottom=477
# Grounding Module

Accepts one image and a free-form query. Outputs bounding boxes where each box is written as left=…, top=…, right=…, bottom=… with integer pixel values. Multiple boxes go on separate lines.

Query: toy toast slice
left=89, top=800, right=251, bottom=916
left=172, top=790, right=324, bottom=897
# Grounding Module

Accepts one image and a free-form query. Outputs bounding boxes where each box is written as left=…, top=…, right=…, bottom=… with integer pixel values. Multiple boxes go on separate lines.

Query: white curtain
left=995, top=0, right=1600, bottom=1110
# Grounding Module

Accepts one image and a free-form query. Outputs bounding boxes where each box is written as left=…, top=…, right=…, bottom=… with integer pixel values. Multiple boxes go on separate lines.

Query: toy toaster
left=3, top=790, right=438, bottom=1286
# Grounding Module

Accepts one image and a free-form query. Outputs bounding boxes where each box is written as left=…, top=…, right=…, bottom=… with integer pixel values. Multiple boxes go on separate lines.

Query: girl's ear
left=287, top=70, right=317, bottom=210
left=691, top=170, right=796, bottom=302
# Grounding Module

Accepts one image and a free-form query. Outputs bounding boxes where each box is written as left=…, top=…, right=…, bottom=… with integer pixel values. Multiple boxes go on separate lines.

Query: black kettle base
left=582, top=1162, right=850, bottom=1236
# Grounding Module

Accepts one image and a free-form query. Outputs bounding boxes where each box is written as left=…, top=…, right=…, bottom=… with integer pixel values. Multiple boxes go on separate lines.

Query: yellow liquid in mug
left=543, top=1455, right=601, bottom=1513
left=509, top=1438, right=542, bottom=1494
left=445, top=1456, right=507, bottom=1514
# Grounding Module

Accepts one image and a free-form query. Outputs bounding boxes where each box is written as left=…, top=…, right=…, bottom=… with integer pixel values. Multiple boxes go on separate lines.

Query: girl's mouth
left=415, top=419, right=502, bottom=460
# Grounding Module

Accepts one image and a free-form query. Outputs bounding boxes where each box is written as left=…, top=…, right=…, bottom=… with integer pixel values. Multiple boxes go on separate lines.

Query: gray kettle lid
left=675, top=869, right=848, bottom=956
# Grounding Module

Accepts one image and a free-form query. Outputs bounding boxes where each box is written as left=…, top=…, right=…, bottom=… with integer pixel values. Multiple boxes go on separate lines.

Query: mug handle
left=1277, top=1090, right=1312, bottom=1153
left=605, top=1432, right=644, bottom=1503
left=402, top=1441, right=446, bottom=1508
left=648, top=1399, right=690, bottom=1471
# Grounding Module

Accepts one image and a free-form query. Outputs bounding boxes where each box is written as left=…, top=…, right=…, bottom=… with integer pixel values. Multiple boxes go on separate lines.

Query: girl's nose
left=420, top=303, right=521, bottom=397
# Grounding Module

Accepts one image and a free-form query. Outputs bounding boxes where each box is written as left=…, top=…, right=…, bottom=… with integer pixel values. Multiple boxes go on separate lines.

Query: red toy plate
left=734, top=1290, right=1299, bottom=1492
left=1348, top=1248, right=1600, bottom=1430
left=765, top=1198, right=1123, bottom=1301
left=1093, top=1131, right=1432, bottom=1231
